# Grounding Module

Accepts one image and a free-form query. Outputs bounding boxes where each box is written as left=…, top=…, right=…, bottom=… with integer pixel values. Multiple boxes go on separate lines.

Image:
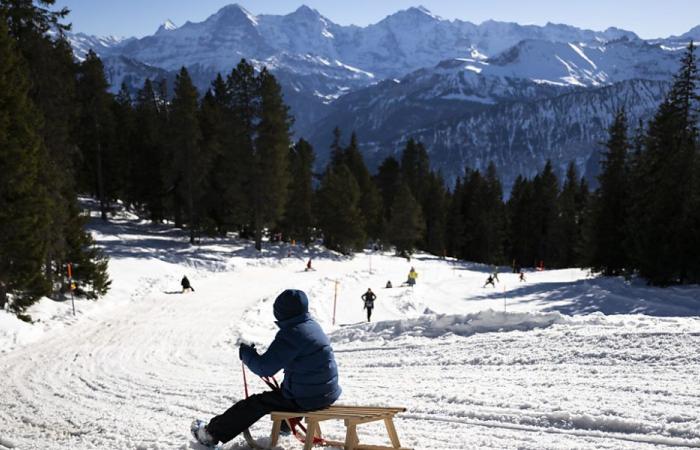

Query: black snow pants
left=366, top=307, right=373, bottom=322
left=206, top=390, right=300, bottom=443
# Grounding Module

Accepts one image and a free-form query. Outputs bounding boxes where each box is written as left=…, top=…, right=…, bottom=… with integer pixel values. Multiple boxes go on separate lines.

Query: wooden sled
left=268, top=405, right=411, bottom=450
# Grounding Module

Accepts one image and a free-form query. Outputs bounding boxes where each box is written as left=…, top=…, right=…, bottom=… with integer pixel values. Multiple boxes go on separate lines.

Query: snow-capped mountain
left=307, top=60, right=672, bottom=192
left=63, top=32, right=131, bottom=61
left=63, top=3, right=697, bottom=188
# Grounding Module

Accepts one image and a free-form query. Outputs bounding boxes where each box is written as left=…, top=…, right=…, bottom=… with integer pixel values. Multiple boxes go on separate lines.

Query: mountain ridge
left=61, top=3, right=696, bottom=189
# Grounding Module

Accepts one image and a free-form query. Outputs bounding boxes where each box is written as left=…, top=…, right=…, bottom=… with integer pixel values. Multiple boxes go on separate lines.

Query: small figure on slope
left=519, top=270, right=526, bottom=282
left=492, top=268, right=500, bottom=283
left=181, top=275, right=194, bottom=293
left=385, top=280, right=393, bottom=289
left=361, top=288, right=376, bottom=322
left=305, top=258, right=314, bottom=271
left=191, top=289, right=342, bottom=448
left=406, top=267, right=418, bottom=287
left=483, top=275, right=496, bottom=288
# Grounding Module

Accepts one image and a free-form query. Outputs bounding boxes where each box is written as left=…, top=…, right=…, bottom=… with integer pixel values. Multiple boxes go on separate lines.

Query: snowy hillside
left=1, top=202, right=699, bottom=449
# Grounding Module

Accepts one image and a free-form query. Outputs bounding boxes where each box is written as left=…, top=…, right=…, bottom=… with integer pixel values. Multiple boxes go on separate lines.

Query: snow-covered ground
left=1, top=205, right=699, bottom=449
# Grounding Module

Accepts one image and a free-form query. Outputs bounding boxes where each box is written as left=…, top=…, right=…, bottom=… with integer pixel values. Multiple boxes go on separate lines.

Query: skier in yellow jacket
left=406, top=267, right=418, bottom=286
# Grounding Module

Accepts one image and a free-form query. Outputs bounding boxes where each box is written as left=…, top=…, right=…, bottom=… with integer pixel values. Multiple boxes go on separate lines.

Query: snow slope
left=1, top=204, right=699, bottom=449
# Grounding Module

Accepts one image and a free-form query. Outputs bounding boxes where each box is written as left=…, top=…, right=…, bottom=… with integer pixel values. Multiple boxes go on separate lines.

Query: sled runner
left=244, top=376, right=411, bottom=449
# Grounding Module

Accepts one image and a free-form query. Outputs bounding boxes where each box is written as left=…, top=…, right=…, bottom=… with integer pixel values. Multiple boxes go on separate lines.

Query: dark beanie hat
left=273, top=289, right=309, bottom=321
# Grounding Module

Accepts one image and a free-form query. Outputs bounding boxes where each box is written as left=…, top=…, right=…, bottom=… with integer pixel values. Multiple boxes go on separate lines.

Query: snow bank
left=330, top=309, right=567, bottom=343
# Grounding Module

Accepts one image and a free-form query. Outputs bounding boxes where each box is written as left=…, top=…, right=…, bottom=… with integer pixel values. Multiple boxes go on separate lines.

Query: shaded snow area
left=1, top=205, right=700, bottom=449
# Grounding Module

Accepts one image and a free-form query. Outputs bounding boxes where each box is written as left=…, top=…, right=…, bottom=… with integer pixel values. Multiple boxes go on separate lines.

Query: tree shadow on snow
left=87, top=214, right=349, bottom=269
left=468, top=277, right=700, bottom=317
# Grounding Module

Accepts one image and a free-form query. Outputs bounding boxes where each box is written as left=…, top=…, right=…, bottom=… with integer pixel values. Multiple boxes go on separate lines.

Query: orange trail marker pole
left=332, top=281, right=339, bottom=326
left=67, top=263, right=75, bottom=316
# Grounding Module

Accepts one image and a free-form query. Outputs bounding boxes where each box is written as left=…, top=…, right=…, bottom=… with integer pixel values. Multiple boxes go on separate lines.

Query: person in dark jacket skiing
left=181, top=275, right=194, bottom=293
left=483, top=275, right=495, bottom=288
left=361, top=288, right=376, bottom=322
left=192, top=289, right=342, bottom=447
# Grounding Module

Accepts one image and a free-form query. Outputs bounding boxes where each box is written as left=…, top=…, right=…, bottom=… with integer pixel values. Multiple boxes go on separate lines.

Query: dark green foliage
left=532, top=161, right=561, bottom=268
left=375, top=156, right=402, bottom=224
left=0, top=0, right=69, bottom=37
left=111, top=83, right=135, bottom=202
left=169, top=67, right=206, bottom=244
left=283, top=139, right=316, bottom=245
left=251, top=68, right=292, bottom=250
left=422, top=173, right=448, bottom=256
left=63, top=202, right=110, bottom=298
left=0, top=20, right=50, bottom=310
left=76, top=50, right=115, bottom=221
left=588, top=110, right=631, bottom=275
left=1, top=3, right=109, bottom=311
left=131, top=79, right=168, bottom=221
left=342, top=132, right=383, bottom=239
left=507, top=175, right=538, bottom=269
left=627, top=42, right=699, bottom=284
left=387, top=183, right=425, bottom=254
left=316, top=165, right=366, bottom=254
left=449, top=166, right=505, bottom=265
left=400, top=138, right=430, bottom=203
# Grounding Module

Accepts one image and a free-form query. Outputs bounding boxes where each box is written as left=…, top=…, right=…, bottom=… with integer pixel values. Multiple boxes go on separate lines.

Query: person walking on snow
left=191, top=289, right=342, bottom=447
left=181, top=275, right=194, bottom=293
left=519, top=270, right=526, bottom=282
left=483, top=275, right=496, bottom=288
left=406, top=267, right=418, bottom=286
left=305, top=258, right=314, bottom=271
left=361, top=288, right=376, bottom=322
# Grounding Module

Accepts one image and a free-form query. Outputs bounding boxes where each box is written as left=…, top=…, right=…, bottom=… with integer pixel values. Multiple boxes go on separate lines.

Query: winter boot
left=191, top=419, right=218, bottom=447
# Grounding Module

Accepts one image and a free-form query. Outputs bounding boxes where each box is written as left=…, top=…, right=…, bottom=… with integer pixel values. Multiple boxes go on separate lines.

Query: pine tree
left=76, top=50, right=115, bottom=221
left=169, top=67, right=205, bottom=244
left=227, top=59, right=259, bottom=236
left=2, top=2, right=109, bottom=306
left=628, top=42, right=699, bottom=284
left=507, top=175, right=537, bottom=269
left=251, top=68, right=292, bottom=250
left=283, top=139, right=316, bottom=245
left=479, top=163, right=506, bottom=265
left=0, top=21, right=51, bottom=310
left=558, top=163, right=584, bottom=268
left=423, top=172, right=448, bottom=256
left=589, top=110, right=631, bottom=275
left=316, top=165, right=366, bottom=254
left=532, top=161, right=561, bottom=268
left=112, top=83, right=135, bottom=203
left=329, top=126, right=344, bottom=169
left=400, top=138, right=430, bottom=203
left=133, top=78, right=167, bottom=221
left=387, top=183, right=425, bottom=255
left=198, top=89, right=226, bottom=233
left=374, top=156, right=402, bottom=232
left=445, top=178, right=465, bottom=258
left=344, top=132, right=383, bottom=239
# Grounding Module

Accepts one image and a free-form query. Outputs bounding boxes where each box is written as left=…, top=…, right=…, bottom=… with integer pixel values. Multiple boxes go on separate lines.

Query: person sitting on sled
left=406, top=267, right=418, bottom=286
left=181, top=275, right=194, bottom=293
left=191, top=289, right=342, bottom=447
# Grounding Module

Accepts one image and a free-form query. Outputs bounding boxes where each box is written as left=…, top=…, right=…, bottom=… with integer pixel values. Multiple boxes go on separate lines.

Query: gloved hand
left=239, top=343, right=256, bottom=362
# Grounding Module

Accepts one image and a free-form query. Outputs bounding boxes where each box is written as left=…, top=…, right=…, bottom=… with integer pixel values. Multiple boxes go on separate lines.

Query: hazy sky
left=54, top=0, right=700, bottom=39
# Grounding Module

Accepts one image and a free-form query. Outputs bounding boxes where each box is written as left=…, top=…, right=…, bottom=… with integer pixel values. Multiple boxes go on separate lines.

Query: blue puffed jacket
left=240, top=289, right=342, bottom=410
